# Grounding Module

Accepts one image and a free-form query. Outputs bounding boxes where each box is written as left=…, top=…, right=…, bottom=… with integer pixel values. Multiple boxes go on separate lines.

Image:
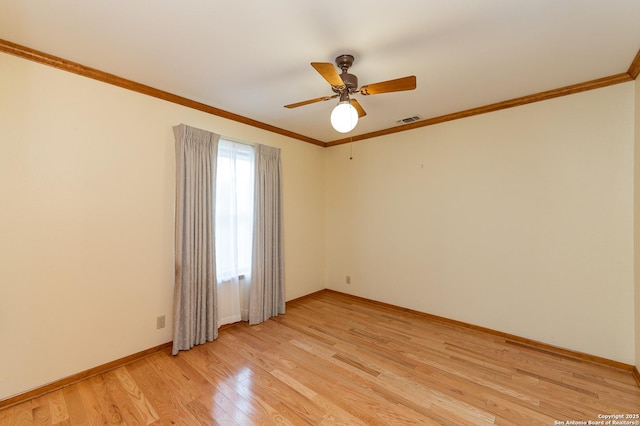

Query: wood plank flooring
left=2, top=290, right=639, bottom=425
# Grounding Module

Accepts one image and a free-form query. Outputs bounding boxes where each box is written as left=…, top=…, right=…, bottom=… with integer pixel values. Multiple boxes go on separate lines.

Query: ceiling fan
left=285, top=54, right=417, bottom=133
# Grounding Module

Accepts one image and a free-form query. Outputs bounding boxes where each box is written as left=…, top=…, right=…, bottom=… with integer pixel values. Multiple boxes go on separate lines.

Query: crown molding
left=627, top=48, right=640, bottom=80
left=326, top=72, right=633, bottom=147
left=1, top=38, right=638, bottom=149
left=0, top=38, right=325, bottom=147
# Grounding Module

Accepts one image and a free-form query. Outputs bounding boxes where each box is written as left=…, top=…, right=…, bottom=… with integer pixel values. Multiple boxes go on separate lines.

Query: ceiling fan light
left=330, top=101, right=358, bottom=133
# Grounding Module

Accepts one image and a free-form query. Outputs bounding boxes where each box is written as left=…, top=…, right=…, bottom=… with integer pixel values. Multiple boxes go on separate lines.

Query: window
left=215, top=139, right=255, bottom=282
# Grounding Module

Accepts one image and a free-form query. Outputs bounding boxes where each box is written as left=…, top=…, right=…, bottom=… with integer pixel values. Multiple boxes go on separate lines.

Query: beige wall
left=635, top=78, right=640, bottom=371
left=0, top=52, right=325, bottom=399
left=325, top=83, right=636, bottom=364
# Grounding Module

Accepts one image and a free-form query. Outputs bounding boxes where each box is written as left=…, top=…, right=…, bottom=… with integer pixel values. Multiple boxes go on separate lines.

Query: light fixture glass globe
left=330, top=101, right=358, bottom=133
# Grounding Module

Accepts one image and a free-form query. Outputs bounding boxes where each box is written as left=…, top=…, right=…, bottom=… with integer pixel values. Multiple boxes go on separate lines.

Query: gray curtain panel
left=172, top=124, right=219, bottom=355
left=249, top=144, right=285, bottom=325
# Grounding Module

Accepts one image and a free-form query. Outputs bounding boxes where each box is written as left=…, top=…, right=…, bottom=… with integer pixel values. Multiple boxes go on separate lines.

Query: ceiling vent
left=396, top=115, right=421, bottom=124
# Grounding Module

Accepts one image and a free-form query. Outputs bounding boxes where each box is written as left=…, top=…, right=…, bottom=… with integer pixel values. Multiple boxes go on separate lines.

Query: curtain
left=215, top=140, right=255, bottom=325
left=172, top=124, right=219, bottom=355
left=249, top=144, right=285, bottom=325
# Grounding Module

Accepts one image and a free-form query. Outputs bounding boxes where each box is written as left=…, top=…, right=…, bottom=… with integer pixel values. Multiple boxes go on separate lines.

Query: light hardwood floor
left=1, top=290, right=639, bottom=425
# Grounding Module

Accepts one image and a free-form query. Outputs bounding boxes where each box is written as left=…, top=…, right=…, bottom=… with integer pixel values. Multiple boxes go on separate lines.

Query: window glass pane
left=215, top=139, right=254, bottom=281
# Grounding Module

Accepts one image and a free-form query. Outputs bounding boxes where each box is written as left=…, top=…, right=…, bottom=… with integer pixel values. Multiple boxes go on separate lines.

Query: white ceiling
left=1, top=1, right=639, bottom=144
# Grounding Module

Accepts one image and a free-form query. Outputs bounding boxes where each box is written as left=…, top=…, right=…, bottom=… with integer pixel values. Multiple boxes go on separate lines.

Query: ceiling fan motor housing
left=335, top=73, right=358, bottom=92
left=334, top=54, right=358, bottom=93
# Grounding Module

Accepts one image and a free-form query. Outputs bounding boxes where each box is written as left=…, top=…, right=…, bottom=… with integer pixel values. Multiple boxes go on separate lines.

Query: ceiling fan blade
left=284, top=95, right=337, bottom=109
left=311, top=62, right=345, bottom=87
left=359, top=75, right=416, bottom=95
left=351, top=99, right=367, bottom=118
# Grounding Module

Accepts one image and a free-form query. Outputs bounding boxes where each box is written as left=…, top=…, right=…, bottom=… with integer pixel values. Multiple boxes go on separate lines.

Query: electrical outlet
left=156, top=315, right=165, bottom=329
left=346, top=276, right=351, bottom=284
